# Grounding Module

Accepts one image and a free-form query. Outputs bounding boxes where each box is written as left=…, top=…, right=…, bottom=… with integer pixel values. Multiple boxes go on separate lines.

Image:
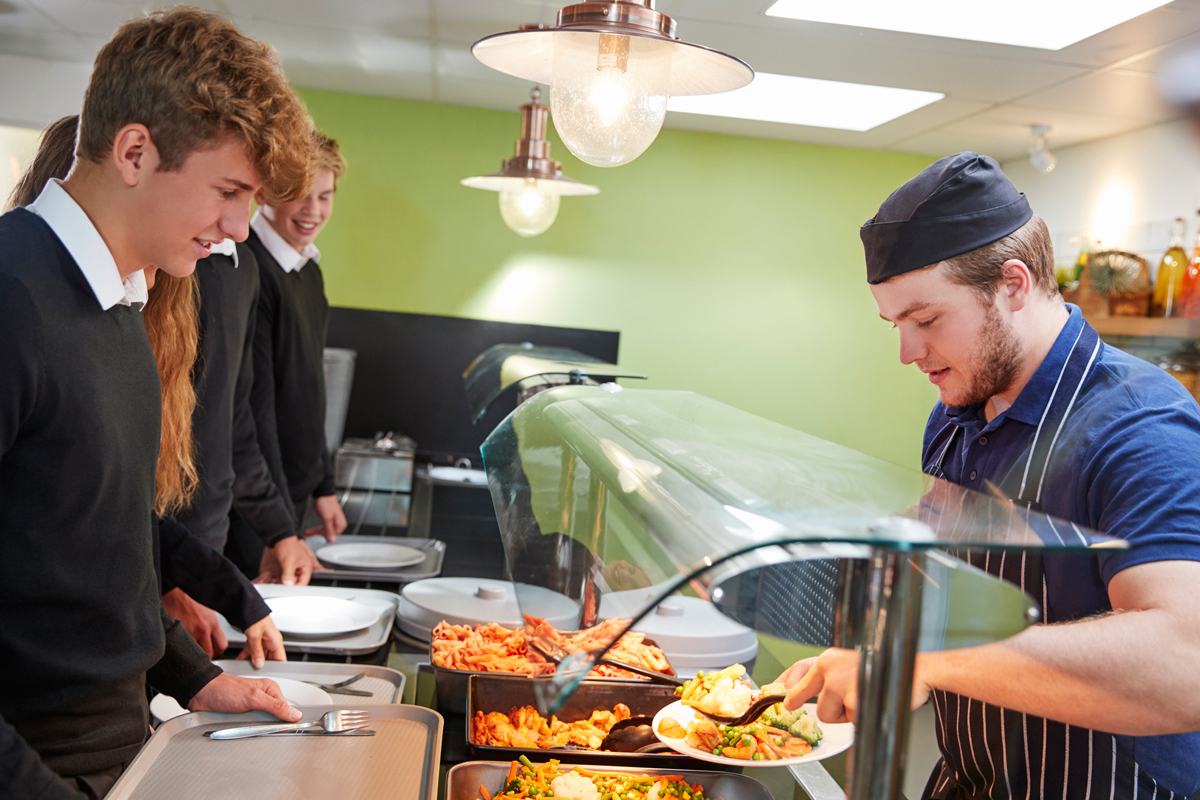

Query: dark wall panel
left=327, top=307, right=620, bottom=463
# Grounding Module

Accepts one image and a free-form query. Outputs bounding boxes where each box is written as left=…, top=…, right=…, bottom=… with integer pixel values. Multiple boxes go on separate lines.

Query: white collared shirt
left=27, top=179, right=148, bottom=310
left=250, top=209, right=320, bottom=273
left=210, top=238, right=239, bottom=268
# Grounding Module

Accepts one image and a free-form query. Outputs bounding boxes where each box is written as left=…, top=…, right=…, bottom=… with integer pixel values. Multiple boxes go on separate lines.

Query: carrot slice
left=508, top=763, right=519, bottom=782
left=481, top=786, right=493, bottom=800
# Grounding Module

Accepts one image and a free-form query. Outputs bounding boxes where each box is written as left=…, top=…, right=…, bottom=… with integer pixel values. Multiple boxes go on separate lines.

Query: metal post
left=848, top=543, right=926, bottom=800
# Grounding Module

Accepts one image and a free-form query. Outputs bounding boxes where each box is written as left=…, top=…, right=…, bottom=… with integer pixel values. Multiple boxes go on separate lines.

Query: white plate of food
left=315, top=541, right=426, bottom=570
left=650, top=665, right=854, bottom=766
left=265, top=596, right=381, bottom=637
left=150, top=677, right=331, bottom=723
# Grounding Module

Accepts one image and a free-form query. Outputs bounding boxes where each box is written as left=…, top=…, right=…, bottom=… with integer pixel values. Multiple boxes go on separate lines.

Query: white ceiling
left=2, top=0, right=1200, bottom=160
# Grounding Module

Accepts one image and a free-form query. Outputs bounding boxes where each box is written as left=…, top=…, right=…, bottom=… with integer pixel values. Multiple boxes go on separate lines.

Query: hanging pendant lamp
left=472, top=3, right=753, bottom=168
left=462, top=87, right=600, bottom=238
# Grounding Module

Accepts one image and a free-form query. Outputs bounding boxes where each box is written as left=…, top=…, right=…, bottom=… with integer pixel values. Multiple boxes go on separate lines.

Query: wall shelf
left=1089, top=316, right=1200, bottom=339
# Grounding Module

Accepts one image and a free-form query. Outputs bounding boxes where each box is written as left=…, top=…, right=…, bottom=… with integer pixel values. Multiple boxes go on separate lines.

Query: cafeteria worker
left=779, top=153, right=1200, bottom=797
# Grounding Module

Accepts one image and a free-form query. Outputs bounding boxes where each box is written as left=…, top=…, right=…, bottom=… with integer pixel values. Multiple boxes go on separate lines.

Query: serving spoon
left=527, top=635, right=683, bottom=686
left=690, top=693, right=787, bottom=727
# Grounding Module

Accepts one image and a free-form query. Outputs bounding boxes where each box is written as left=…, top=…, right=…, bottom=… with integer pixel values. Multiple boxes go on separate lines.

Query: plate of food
left=651, top=665, right=854, bottom=766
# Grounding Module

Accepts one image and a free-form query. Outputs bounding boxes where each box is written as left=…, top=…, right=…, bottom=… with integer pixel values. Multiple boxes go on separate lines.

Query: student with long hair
left=0, top=9, right=315, bottom=796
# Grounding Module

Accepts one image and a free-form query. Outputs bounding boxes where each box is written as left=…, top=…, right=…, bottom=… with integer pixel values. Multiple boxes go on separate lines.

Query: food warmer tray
left=432, top=637, right=675, bottom=715
left=447, top=761, right=770, bottom=800
left=107, top=705, right=443, bottom=800
left=467, top=675, right=715, bottom=770
left=217, top=584, right=400, bottom=657
left=307, top=535, right=446, bottom=584
left=213, top=660, right=405, bottom=704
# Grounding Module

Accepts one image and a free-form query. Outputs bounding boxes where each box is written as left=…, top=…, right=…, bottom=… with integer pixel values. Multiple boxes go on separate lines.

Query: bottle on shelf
left=1181, top=211, right=1200, bottom=320
left=1152, top=217, right=1189, bottom=317
left=1074, top=235, right=1091, bottom=283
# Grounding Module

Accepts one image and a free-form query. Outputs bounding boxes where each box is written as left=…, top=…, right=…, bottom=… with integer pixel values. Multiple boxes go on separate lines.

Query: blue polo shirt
left=920, top=304, right=1200, bottom=797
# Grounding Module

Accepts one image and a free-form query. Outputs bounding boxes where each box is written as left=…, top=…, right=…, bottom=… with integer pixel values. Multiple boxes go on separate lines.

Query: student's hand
left=237, top=616, right=287, bottom=669
left=163, top=588, right=229, bottom=658
left=188, top=673, right=302, bottom=722
left=256, top=536, right=323, bottom=586
left=310, top=494, right=347, bottom=542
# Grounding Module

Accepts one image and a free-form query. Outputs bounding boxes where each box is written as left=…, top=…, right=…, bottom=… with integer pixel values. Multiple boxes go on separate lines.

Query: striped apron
left=918, top=323, right=1188, bottom=799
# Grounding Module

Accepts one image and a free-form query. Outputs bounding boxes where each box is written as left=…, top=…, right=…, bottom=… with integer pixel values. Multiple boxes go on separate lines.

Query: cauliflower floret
left=696, top=676, right=753, bottom=717
left=550, top=772, right=599, bottom=800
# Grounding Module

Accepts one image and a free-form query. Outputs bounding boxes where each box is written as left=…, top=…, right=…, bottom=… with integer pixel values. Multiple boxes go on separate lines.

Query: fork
left=301, top=672, right=372, bottom=695
left=206, top=709, right=371, bottom=740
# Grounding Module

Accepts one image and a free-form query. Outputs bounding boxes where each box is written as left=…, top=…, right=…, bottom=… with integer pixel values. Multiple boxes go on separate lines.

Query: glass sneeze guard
left=480, top=385, right=1124, bottom=800
left=463, top=343, right=647, bottom=423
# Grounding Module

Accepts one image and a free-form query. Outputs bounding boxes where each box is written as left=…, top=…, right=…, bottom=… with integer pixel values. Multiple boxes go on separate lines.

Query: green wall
left=297, top=87, right=938, bottom=469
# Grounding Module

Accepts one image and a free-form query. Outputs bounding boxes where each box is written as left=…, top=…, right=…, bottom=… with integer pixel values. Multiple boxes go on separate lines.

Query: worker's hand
left=256, top=535, right=314, bottom=586
left=163, top=588, right=229, bottom=658
left=188, top=674, right=302, bottom=722
left=780, top=649, right=860, bottom=725
left=309, top=494, right=348, bottom=542
left=237, top=615, right=287, bottom=669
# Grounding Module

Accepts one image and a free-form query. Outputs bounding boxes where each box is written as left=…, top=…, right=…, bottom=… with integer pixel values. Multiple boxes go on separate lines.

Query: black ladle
left=527, top=635, right=683, bottom=686
left=690, top=693, right=787, bottom=728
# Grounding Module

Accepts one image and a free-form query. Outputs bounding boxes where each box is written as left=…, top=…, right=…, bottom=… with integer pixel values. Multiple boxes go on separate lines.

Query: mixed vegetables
left=661, top=672, right=823, bottom=761
left=673, top=665, right=754, bottom=718
left=478, top=757, right=717, bottom=800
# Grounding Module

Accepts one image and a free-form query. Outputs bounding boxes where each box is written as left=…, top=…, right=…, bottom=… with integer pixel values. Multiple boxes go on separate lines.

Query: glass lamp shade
left=549, top=32, right=672, bottom=167
left=499, top=179, right=562, bottom=237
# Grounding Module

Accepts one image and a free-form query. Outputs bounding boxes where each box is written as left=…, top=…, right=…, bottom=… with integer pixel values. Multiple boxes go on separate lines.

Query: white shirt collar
left=27, top=179, right=147, bottom=310
left=250, top=209, right=320, bottom=273
left=210, top=238, right=239, bottom=268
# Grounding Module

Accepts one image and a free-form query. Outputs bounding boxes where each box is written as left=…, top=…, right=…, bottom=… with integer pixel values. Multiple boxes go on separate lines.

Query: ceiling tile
left=0, top=0, right=67, bottom=32
left=1016, top=70, right=1185, bottom=123
left=0, top=51, right=89, bottom=127
left=231, top=0, right=429, bottom=38
left=0, top=24, right=98, bottom=62
left=886, top=130, right=1030, bottom=162
left=241, top=19, right=432, bottom=74
left=287, top=61, right=434, bottom=103
left=27, top=0, right=226, bottom=38
left=673, top=19, right=1089, bottom=104
left=433, top=0, right=560, bottom=46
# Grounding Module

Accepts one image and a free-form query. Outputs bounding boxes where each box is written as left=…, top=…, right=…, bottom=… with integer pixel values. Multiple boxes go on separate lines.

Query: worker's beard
left=952, top=303, right=1023, bottom=408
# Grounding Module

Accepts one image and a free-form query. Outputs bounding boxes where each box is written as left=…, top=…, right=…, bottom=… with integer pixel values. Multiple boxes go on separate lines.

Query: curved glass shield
left=479, top=386, right=1124, bottom=711
left=462, top=343, right=647, bottom=423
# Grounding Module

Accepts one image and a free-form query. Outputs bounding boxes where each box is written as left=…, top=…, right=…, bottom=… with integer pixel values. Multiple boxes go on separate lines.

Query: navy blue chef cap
left=860, top=152, right=1032, bottom=284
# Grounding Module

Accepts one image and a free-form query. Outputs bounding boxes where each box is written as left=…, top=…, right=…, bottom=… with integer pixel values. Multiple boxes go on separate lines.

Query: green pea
left=752, top=753, right=763, bottom=761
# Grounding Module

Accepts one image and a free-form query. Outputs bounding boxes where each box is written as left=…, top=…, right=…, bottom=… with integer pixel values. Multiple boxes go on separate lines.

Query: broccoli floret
left=790, top=711, right=823, bottom=746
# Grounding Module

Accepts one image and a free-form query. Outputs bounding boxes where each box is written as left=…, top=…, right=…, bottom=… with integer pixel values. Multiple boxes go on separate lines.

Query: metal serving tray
left=447, top=761, right=768, bottom=800
left=108, top=705, right=442, bottom=800
left=218, top=585, right=400, bottom=657
left=307, top=535, right=446, bottom=584
left=467, top=675, right=707, bottom=769
left=213, top=660, right=405, bottom=704
left=432, top=638, right=675, bottom=714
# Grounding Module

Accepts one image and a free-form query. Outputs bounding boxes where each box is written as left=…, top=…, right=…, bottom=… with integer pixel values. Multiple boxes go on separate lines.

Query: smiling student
left=230, top=132, right=348, bottom=577
left=0, top=8, right=315, bottom=797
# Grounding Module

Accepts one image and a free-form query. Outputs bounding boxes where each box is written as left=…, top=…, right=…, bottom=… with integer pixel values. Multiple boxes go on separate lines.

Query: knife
left=314, top=686, right=373, bottom=697
left=203, top=729, right=375, bottom=738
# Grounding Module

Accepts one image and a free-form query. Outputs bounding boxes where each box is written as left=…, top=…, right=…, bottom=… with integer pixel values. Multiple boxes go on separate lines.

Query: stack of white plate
left=266, top=596, right=382, bottom=639
left=315, top=541, right=426, bottom=571
left=395, top=577, right=581, bottom=642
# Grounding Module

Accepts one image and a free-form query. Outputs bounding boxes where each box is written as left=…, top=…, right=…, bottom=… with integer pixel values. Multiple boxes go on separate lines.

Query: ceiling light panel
left=667, top=73, right=943, bottom=131
left=764, top=0, right=1173, bottom=50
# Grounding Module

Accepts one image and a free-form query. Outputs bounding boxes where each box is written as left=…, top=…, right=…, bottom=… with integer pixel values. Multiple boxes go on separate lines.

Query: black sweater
left=174, top=245, right=299, bottom=549
left=157, top=516, right=270, bottom=630
left=245, top=229, right=335, bottom=506
left=0, top=210, right=218, bottom=799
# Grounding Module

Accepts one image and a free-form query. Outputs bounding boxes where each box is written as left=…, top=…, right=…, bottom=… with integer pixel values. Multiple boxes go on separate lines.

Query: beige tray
left=108, top=705, right=442, bottom=800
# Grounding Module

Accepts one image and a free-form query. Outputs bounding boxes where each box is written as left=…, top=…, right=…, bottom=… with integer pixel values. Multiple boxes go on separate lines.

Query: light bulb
left=550, top=32, right=672, bottom=167
left=499, top=179, right=561, bottom=237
